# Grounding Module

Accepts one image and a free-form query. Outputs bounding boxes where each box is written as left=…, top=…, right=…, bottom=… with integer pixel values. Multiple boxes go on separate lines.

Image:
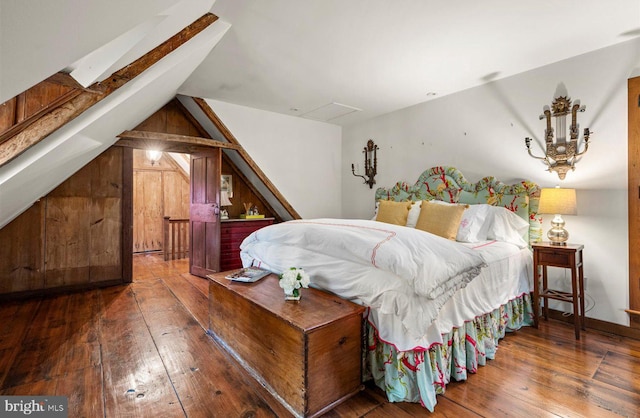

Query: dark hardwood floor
left=1, top=253, right=639, bottom=417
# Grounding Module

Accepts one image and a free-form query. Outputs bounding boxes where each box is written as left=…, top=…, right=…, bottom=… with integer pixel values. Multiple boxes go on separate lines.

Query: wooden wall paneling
left=45, top=148, right=125, bottom=288
left=165, top=100, right=185, bottom=134
left=164, top=153, right=189, bottom=183
left=132, top=148, right=144, bottom=168
left=132, top=171, right=145, bottom=253
left=90, top=196, right=122, bottom=282
left=174, top=99, right=211, bottom=138
left=180, top=171, right=189, bottom=217
left=135, top=99, right=207, bottom=138
left=90, top=147, right=122, bottom=198
left=153, top=154, right=174, bottom=170
left=89, top=148, right=122, bottom=282
left=44, top=196, right=92, bottom=287
left=0, top=202, right=45, bottom=293
left=22, top=81, right=75, bottom=121
left=0, top=98, right=17, bottom=133
left=121, top=147, right=133, bottom=283
left=45, top=155, right=93, bottom=287
left=166, top=100, right=200, bottom=136
left=132, top=149, right=190, bottom=255
left=163, top=171, right=190, bottom=218
left=141, top=171, right=163, bottom=252
left=134, top=109, right=167, bottom=135
left=0, top=146, right=126, bottom=297
left=49, top=161, right=92, bottom=197
left=0, top=82, right=81, bottom=147
left=628, top=76, right=640, bottom=327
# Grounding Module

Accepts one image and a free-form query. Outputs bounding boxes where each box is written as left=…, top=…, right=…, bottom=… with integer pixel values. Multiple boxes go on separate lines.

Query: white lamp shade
left=220, top=190, right=232, bottom=207
left=538, top=188, right=577, bottom=215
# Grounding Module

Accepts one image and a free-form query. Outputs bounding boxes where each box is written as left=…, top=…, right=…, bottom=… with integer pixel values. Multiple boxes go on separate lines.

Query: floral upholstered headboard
left=374, top=166, right=542, bottom=244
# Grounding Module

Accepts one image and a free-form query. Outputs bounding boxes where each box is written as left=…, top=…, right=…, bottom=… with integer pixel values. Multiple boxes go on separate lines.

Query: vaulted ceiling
left=184, top=0, right=640, bottom=125
left=3, top=1, right=640, bottom=127
left=1, top=0, right=639, bottom=228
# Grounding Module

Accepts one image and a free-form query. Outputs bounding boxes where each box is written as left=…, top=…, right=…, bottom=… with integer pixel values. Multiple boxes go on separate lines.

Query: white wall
left=342, top=38, right=640, bottom=327
left=205, top=99, right=343, bottom=219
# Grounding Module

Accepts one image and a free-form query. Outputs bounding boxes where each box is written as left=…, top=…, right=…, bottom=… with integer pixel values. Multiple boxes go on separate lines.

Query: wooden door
left=190, top=149, right=221, bottom=277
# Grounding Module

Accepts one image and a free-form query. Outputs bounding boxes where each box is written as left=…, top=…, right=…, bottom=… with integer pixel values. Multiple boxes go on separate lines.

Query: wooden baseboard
left=547, top=308, right=640, bottom=341
left=0, top=279, right=125, bottom=302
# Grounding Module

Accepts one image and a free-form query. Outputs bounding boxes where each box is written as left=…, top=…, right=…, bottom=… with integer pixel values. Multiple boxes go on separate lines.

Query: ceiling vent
left=300, top=102, right=361, bottom=122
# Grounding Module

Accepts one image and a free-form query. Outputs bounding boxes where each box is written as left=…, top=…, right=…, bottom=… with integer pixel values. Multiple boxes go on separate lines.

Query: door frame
left=628, top=76, right=640, bottom=327
left=116, top=131, right=242, bottom=282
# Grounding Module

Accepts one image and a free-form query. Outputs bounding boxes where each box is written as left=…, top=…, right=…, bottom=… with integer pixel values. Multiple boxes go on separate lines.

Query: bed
left=239, top=166, right=541, bottom=412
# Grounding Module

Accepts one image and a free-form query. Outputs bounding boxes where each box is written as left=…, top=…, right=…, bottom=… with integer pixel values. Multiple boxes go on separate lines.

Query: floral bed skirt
left=366, top=293, right=535, bottom=412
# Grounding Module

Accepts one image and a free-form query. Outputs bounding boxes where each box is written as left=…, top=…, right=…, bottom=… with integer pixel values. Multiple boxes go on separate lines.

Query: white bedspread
left=240, top=219, right=490, bottom=348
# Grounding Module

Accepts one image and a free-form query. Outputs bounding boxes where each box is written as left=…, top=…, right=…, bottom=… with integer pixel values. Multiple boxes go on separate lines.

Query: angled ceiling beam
left=192, top=97, right=302, bottom=220
left=0, top=88, right=83, bottom=145
left=0, top=13, right=218, bottom=168
left=116, top=129, right=242, bottom=153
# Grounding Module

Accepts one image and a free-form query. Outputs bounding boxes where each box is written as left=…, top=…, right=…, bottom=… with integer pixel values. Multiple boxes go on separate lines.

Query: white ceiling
left=1, top=1, right=640, bottom=128
left=179, top=0, right=640, bottom=125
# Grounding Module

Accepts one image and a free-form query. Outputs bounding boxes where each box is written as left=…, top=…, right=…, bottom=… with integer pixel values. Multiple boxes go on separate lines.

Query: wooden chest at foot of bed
left=207, top=272, right=365, bottom=418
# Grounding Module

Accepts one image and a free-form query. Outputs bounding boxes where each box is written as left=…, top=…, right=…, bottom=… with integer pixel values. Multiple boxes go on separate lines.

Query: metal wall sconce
left=351, top=139, right=378, bottom=188
left=525, top=95, right=591, bottom=180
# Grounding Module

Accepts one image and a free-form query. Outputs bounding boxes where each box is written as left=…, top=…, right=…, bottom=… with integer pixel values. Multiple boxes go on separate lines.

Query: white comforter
left=240, top=219, right=487, bottom=346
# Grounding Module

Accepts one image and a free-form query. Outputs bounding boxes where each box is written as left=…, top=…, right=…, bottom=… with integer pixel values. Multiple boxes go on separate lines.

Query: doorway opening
left=131, top=149, right=190, bottom=258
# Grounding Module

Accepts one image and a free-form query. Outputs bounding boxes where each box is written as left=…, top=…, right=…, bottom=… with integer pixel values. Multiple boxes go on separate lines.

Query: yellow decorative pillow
left=415, top=200, right=468, bottom=240
left=375, top=200, right=413, bottom=226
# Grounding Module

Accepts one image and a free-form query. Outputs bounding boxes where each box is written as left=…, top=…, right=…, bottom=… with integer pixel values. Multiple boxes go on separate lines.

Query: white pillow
left=426, top=200, right=488, bottom=242
left=457, top=204, right=492, bottom=243
left=429, top=201, right=528, bottom=245
left=371, top=201, right=379, bottom=220
left=405, top=201, right=422, bottom=228
left=372, top=201, right=422, bottom=227
left=486, top=206, right=529, bottom=248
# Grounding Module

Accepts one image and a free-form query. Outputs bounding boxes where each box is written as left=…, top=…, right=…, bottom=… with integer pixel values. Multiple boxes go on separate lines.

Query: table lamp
left=538, top=187, right=577, bottom=245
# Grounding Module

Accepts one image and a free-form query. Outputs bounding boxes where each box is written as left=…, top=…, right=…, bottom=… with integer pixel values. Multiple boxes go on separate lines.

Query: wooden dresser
left=207, top=273, right=365, bottom=417
left=220, top=218, right=274, bottom=271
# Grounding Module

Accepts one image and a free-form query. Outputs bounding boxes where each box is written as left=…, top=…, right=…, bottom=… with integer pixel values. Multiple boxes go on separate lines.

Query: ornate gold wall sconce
left=525, top=95, right=591, bottom=180
left=351, top=139, right=378, bottom=188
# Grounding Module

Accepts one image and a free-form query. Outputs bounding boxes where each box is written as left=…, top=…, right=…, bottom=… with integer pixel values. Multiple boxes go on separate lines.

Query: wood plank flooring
left=1, top=253, right=639, bottom=417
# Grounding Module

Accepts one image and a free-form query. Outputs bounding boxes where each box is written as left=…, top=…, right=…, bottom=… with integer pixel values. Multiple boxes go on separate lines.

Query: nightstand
left=532, top=242, right=585, bottom=339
